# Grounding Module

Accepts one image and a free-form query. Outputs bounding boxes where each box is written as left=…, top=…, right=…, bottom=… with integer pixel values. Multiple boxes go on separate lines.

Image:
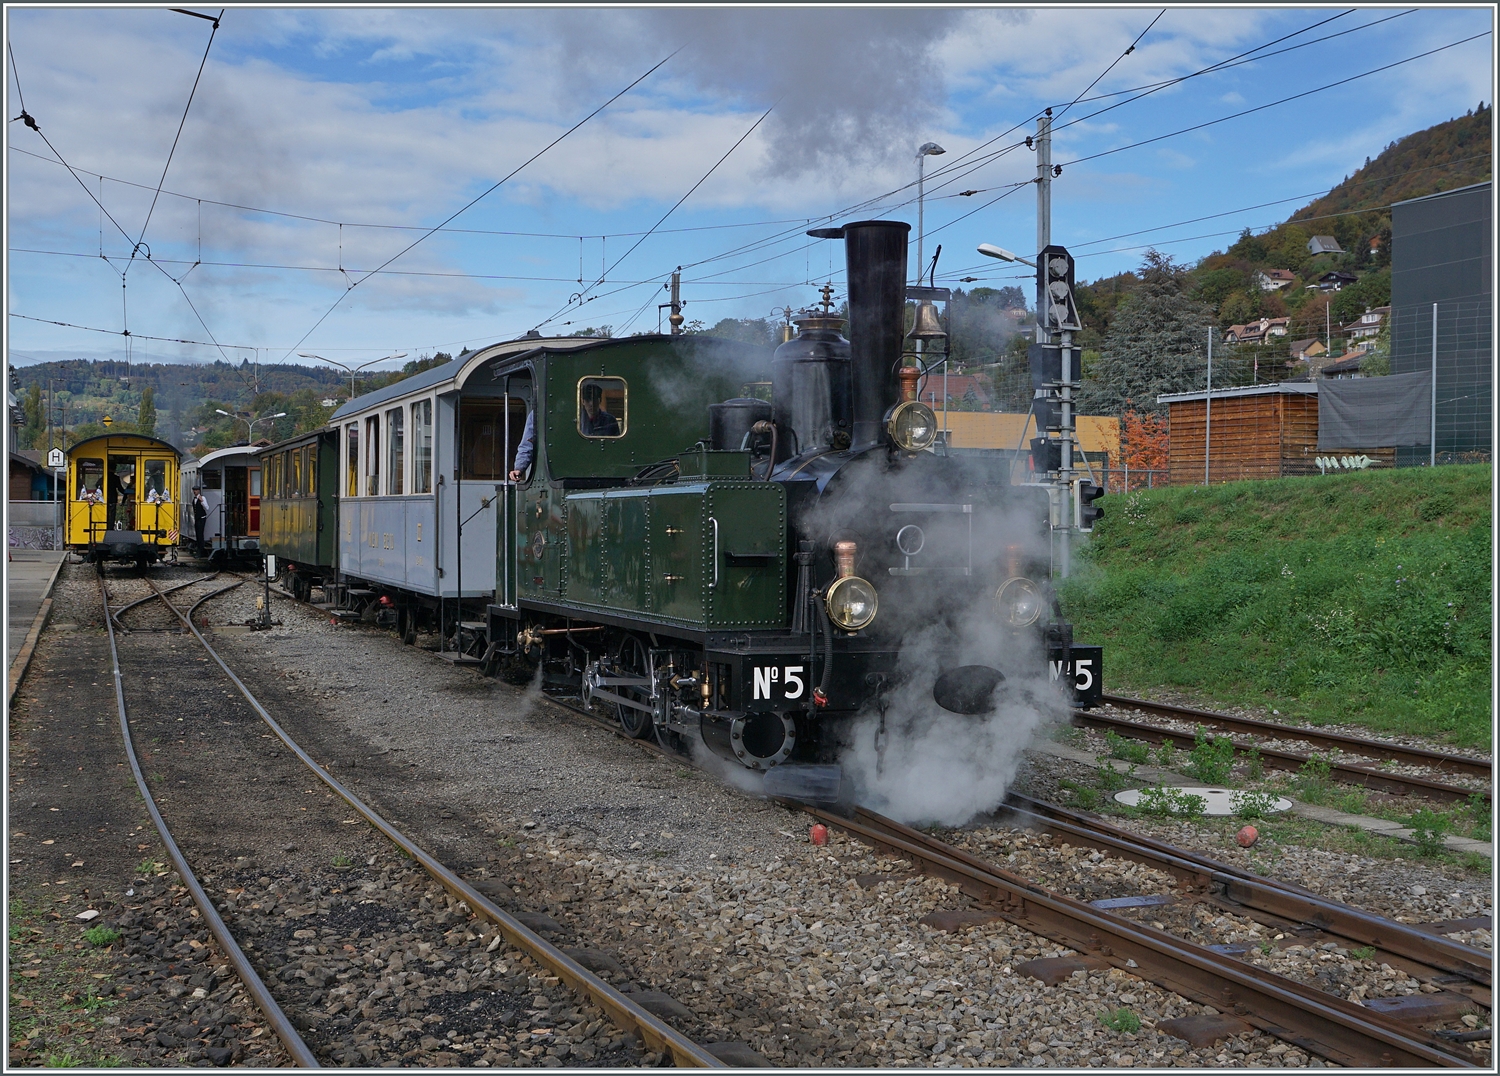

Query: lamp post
left=216, top=408, right=287, bottom=443
left=915, top=142, right=946, bottom=283
left=299, top=352, right=408, bottom=400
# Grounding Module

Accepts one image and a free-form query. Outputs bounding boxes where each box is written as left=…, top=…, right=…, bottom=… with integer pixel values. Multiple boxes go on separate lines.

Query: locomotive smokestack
left=843, top=220, right=910, bottom=448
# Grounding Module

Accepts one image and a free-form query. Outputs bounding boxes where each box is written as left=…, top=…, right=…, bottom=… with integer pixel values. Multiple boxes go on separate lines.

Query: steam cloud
left=554, top=9, right=987, bottom=180
left=798, top=452, right=1064, bottom=827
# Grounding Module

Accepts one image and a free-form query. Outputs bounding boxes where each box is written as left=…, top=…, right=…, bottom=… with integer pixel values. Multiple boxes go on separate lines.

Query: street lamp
left=217, top=408, right=287, bottom=443
left=916, top=142, right=946, bottom=284
left=299, top=352, right=408, bottom=400
left=977, top=243, right=1037, bottom=269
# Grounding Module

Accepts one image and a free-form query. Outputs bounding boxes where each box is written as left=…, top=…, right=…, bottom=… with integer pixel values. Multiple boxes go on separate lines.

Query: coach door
left=248, top=465, right=262, bottom=536
left=224, top=466, right=248, bottom=538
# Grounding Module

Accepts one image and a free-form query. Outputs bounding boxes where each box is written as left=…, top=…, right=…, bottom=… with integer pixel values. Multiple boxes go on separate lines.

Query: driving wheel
left=612, top=635, right=655, bottom=740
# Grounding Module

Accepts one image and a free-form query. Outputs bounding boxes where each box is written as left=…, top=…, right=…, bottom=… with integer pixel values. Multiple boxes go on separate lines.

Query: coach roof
left=329, top=336, right=608, bottom=422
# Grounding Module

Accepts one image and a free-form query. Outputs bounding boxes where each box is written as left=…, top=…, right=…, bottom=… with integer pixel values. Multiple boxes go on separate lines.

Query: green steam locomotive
left=484, top=219, right=1101, bottom=771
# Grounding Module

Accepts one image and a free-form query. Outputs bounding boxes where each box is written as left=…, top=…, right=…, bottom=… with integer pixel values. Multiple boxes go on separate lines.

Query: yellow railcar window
left=76, top=458, right=104, bottom=501
left=143, top=460, right=168, bottom=502
left=292, top=448, right=304, bottom=496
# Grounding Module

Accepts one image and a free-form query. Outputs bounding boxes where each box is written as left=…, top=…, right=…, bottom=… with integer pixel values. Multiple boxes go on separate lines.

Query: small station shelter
left=1159, top=383, right=1323, bottom=484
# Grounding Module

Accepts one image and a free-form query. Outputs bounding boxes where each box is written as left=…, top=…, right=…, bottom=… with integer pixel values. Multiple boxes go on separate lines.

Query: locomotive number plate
left=749, top=663, right=807, bottom=709
left=1048, top=644, right=1103, bottom=708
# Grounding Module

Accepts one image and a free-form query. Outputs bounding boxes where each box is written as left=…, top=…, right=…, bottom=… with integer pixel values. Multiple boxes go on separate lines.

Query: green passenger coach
left=260, top=427, right=340, bottom=600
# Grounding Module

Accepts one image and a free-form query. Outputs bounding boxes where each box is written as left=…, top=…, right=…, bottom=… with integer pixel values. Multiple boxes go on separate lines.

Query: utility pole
left=1035, top=110, right=1052, bottom=312
left=1204, top=328, right=1213, bottom=486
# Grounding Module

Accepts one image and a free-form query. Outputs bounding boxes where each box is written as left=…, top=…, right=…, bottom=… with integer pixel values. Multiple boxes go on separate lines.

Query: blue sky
left=5, top=6, right=1493, bottom=373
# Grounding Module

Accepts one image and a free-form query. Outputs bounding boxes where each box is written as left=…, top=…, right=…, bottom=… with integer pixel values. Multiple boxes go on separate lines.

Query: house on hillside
left=1307, top=270, right=1358, bottom=292
left=1254, top=268, right=1297, bottom=291
left=1288, top=338, right=1327, bottom=361
left=1307, top=235, right=1345, bottom=255
left=1343, top=305, right=1390, bottom=343
left=1223, top=317, right=1290, bottom=345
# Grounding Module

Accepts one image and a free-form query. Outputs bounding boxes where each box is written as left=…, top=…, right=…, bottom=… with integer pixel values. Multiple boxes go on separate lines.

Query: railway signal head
left=1037, top=244, right=1081, bottom=332
left=1079, top=479, right=1105, bottom=531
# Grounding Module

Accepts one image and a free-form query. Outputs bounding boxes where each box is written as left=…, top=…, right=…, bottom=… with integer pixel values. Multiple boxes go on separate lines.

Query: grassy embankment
left=1059, top=464, right=1491, bottom=748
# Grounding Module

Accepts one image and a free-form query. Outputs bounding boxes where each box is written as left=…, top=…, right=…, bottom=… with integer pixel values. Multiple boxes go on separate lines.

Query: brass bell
left=908, top=299, right=946, bottom=343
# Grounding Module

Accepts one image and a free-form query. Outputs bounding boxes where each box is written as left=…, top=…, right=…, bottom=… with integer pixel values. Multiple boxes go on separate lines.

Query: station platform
left=8, top=549, right=66, bottom=703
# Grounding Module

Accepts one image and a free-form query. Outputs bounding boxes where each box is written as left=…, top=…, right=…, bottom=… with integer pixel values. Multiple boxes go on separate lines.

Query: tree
left=137, top=386, right=157, bottom=437
left=1076, top=250, right=1213, bottom=416
left=1120, top=408, right=1169, bottom=485
left=20, top=384, right=44, bottom=448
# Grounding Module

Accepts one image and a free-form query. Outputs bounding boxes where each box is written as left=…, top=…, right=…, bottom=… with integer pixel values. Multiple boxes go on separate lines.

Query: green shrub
left=83, top=926, right=120, bottom=947
left=1231, top=790, right=1280, bottom=820
left=1134, top=785, right=1208, bottom=818
left=1105, top=730, right=1151, bottom=764
left=1297, top=754, right=1332, bottom=792
left=1061, top=781, right=1102, bottom=811
left=1095, top=763, right=1134, bottom=793
left=1407, top=808, right=1450, bottom=856
left=1187, top=727, right=1236, bottom=784
left=1155, top=741, right=1179, bottom=771
left=1098, top=1008, right=1141, bottom=1033
left=1242, top=744, right=1265, bottom=781
left=1350, top=946, right=1376, bottom=961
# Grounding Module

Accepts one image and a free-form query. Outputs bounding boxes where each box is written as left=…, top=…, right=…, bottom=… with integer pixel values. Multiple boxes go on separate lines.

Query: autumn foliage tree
left=1119, top=408, right=1169, bottom=489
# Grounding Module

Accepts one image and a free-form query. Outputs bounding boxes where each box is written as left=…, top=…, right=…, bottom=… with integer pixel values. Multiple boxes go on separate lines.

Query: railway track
left=799, top=802, right=1484, bottom=1068
left=99, top=569, right=732, bottom=1068
left=1074, top=698, right=1491, bottom=807
left=260, top=581, right=1491, bottom=1064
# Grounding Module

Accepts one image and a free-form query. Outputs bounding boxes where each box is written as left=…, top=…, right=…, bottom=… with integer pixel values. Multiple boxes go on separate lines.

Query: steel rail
left=996, top=793, right=1491, bottom=994
left=152, top=580, right=725, bottom=1069
left=99, top=575, right=321, bottom=1067
left=109, top=572, right=219, bottom=630
left=1098, top=695, right=1493, bottom=779
left=802, top=802, right=1475, bottom=1068
left=1072, top=708, right=1489, bottom=806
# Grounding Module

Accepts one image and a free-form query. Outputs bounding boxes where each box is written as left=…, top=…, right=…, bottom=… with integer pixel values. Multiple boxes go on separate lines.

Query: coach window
left=387, top=407, right=405, bottom=495
left=345, top=423, right=359, bottom=497
left=577, top=377, right=626, bottom=438
left=412, top=399, right=433, bottom=494
left=76, top=458, right=104, bottom=501
left=202, top=466, right=222, bottom=490
left=305, top=446, right=316, bottom=497
left=364, top=415, right=381, bottom=496
left=292, top=446, right=304, bottom=496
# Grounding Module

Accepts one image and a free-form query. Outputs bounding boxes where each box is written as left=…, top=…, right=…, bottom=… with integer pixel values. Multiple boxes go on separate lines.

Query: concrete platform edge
left=7, top=552, right=67, bottom=707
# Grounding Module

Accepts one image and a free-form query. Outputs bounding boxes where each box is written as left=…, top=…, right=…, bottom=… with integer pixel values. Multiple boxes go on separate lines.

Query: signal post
left=1029, top=246, right=1102, bottom=579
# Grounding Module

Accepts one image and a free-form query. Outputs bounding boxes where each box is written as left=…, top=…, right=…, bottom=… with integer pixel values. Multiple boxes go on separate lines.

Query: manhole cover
left=1113, top=787, right=1292, bottom=817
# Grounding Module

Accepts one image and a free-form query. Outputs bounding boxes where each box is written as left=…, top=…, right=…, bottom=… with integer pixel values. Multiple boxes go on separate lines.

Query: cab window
left=577, top=377, right=625, bottom=438
left=76, top=458, right=104, bottom=501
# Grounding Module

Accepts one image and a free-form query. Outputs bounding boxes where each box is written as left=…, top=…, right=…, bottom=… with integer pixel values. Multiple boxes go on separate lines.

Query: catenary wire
left=129, top=7, right=222, bottom=275
left=535, top=101, right=776, bottom=333
left=271, top=47, right=682, bottom=364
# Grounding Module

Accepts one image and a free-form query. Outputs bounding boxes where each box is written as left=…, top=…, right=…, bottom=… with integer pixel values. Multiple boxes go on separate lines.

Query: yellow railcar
left=65, top=434, right=182, bottom=566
